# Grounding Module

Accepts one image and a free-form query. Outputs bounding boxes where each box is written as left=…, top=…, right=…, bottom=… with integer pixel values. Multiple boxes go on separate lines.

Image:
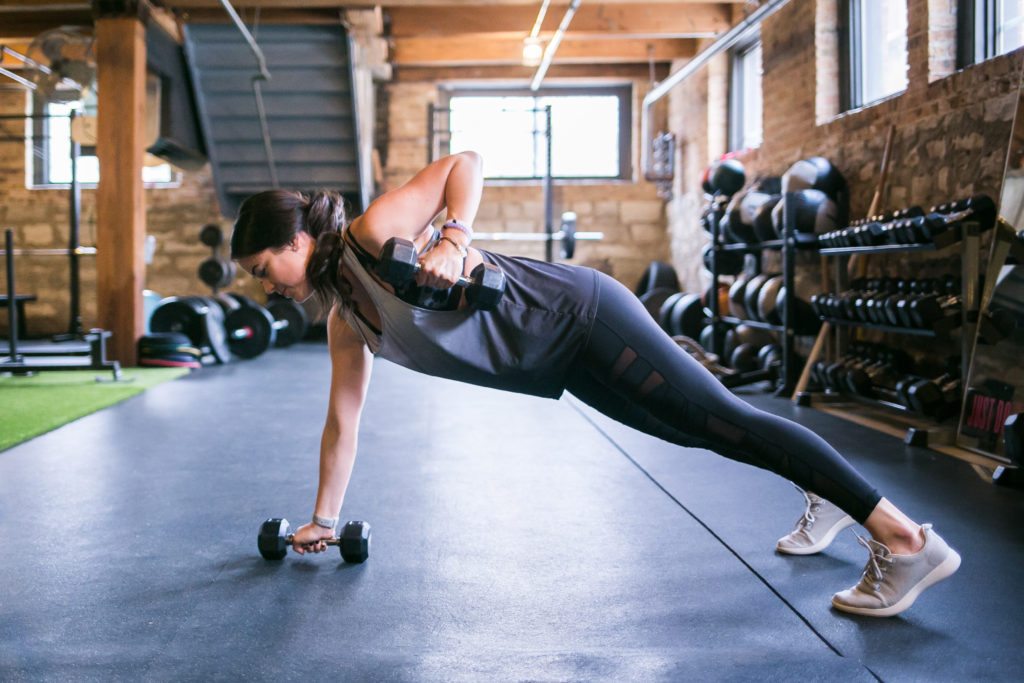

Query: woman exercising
left=230, top=151, right=960, bottom=618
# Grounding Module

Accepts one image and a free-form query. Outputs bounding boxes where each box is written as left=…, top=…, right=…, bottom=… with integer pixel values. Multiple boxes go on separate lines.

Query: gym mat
left=0, top=367, right=190, bottom=452
left=570, top=389, right=1024, bottom=681
left=0, top=346, right=874, bottom=681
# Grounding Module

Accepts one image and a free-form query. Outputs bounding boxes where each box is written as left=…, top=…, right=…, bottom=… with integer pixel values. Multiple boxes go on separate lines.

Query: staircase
left=183, top=23, right=365, bottom=218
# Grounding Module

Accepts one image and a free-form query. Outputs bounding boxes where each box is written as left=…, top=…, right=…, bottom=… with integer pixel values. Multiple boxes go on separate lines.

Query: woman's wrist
left=439, top=234, right=468, bottom=259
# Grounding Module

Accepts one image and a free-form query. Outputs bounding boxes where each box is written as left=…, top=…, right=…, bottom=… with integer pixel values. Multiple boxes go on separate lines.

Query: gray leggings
left=565, top=272, right=882, bottom=524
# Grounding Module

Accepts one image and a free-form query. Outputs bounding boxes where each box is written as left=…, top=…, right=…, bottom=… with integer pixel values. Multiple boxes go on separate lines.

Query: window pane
left=997, top=0, right=1024, bottom=56
left=858, top=0, right=908, bottom=105
left=447, top=91, right=623, bottom=179
left=740, top=43, right=763, bottom=149
left=43, top=101, right=173, bottom=185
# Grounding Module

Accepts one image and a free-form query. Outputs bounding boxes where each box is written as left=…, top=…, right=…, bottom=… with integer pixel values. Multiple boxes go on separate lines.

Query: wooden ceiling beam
left=0, top=9, right=93, bottom=39
left=388, top=4, right=730, bottom=39
left=394, top=35, right=695, bottom=66
left=164, top=0, right=739, bottom=8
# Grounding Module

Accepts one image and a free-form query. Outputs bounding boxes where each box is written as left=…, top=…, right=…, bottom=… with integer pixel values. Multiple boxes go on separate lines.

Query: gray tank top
left=339, top=232, right=599, bottom=398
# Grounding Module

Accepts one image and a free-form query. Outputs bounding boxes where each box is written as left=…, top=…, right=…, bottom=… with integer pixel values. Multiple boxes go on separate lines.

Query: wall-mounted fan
left=26, top=27, right=96, bottom=104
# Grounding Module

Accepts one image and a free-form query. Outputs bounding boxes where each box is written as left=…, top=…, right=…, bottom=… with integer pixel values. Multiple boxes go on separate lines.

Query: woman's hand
left=291, top=522, right=336, bottom=555
left=416, top=238, right=465, bottom=289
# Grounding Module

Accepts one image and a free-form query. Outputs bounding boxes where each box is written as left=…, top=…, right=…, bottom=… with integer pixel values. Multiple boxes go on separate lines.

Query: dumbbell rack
left=796, top=221, right=983, bottom=453
left=706, top=193, right=810, bottom=393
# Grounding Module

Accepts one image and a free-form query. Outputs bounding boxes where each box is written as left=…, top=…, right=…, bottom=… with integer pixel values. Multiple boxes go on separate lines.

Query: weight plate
left=200, top=297, right=231, bottom=364
left=267, top=297, right=309, bottom=347
left=225, top=303, right=275, bottom=359
left=149, top=297, right=206, bottom=348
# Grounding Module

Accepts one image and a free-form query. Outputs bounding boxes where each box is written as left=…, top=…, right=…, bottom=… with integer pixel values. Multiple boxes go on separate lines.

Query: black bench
left=0, top=294, right=37, bottom=340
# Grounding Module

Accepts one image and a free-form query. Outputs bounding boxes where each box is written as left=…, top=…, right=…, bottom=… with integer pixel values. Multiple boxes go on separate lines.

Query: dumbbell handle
left=406, top=261, right=474, bottom=288
left=229, top=319, right=288, bottom=340
left=285, top=534, right=343, bottom=547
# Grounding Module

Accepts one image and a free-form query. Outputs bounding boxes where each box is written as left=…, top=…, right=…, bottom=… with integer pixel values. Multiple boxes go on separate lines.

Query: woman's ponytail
left=302, top=191, right=351, bottom=316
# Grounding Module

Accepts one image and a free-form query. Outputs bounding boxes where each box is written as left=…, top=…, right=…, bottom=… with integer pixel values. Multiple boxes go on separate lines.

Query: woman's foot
left=831, top=524, right=961, bottom=617
left=776, top=489, right=855, bottom=555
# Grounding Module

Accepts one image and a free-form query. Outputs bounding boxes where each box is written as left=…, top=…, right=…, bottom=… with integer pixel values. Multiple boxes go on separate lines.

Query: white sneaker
left=832, top=524, right=961, bottom=617
left=776, top=488, right=856, bottom=555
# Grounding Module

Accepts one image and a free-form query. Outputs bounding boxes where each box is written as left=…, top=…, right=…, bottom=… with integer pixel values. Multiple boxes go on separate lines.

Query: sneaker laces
left=854, top=533, right=894, bottom=593
left=792, top=486, right=823, bottom=532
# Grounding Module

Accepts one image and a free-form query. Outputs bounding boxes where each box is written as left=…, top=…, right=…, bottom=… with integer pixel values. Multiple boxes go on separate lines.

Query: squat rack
left=0, top=110, right=90, bottom=339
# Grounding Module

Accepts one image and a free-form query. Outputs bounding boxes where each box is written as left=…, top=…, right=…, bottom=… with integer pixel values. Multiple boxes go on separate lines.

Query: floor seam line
left=566, top=397, right=870, bottom=670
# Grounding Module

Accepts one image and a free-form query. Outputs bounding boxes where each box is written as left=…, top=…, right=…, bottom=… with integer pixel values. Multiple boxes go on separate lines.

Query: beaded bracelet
left=442, top=218, right=473, bottom=239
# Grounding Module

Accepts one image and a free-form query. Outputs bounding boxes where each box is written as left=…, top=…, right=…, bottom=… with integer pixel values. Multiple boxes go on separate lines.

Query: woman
left=231, top=152, right=959, bottom=618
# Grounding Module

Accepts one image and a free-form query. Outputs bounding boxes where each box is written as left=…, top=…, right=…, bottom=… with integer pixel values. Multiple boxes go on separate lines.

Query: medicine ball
left=728, top=272, right=753, bottom=319
left=776, top=286, right=822, bottom=335
left=658, top=292, right=688, bottom=333
left=743, top=273, right=777, bottom=323
left=639, top=286, right=677, bottom=321
left=703, top=243, right=744, bottom=275
left=665, top=293, right=705, bottom=339
left=736, top=191, right=776, bottom=243
left=756, top=275, right=785, bottom=325
left=703, top=282, right=731, bottom=316
left=710, top=159, right=746, bottom=197
left=771, top=189, right=839, bottom=243
left=753, top=195, right=782, bottom=242
left=634, top=261, right=680, bottom=297
left=730, top=343, right=760, bottom=373
left=781, top=156, right=847, bottom=199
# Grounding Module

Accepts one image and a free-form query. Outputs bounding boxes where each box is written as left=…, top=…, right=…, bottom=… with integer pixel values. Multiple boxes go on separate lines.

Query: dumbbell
left=258, top=518, right=371, bottom=563
left=894, top=278, right=940, bottom=327
left=197, top=224, right=237, bottom=291
left=844, top=348, right=914, bottom=399
left=377, top=238, right=506, bottom=310
left=906, top=374, right=962, bottom=419
left=908, top=276, right=962, bottom=328
left=224, top=295, right=309, bottom=359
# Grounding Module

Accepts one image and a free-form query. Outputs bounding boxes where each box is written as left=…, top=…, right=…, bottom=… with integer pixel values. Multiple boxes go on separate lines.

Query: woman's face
left=236, top=231, right=315, bottom=302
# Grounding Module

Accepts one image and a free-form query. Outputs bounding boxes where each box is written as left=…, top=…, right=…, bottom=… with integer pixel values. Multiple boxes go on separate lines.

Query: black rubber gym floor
left=1, top=344, right=1020, bottom=681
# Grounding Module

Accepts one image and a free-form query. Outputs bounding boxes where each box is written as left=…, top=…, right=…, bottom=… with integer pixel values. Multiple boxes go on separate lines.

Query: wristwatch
left=312, top=514, right=337, bottom=531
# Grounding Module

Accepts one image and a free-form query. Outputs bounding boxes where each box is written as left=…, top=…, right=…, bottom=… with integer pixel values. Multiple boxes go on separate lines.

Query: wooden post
left=95, top=15, right=146, bottom=365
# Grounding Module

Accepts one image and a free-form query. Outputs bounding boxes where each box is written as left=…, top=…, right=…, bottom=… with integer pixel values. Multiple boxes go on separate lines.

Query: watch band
left=312, top=514, right=338, bottom=530
left=443, top=218, right=473, bottom=239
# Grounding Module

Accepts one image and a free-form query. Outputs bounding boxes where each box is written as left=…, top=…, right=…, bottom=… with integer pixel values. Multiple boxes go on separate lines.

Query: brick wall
left=384, top=77, right=670, bottom=289
left=0, top=87, right=259, bottom=338
left=666, top=0, right=1024, bottom=298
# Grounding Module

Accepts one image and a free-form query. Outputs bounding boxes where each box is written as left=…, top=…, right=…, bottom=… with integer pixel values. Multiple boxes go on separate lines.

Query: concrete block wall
left=383, top=78, right=670, bottom=291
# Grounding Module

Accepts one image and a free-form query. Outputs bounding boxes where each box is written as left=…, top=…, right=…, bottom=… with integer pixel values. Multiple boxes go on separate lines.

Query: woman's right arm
left=290, top=306, right=374, bottom=554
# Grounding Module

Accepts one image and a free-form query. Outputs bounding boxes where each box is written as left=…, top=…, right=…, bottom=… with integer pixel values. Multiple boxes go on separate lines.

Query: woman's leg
left=566, top=273, right=887, bottom=528
left=565, top=272, right=959, bottom=616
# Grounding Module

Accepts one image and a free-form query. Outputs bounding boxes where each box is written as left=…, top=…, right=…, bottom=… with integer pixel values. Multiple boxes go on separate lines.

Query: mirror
left=956, top=61, right=1024, bottom=468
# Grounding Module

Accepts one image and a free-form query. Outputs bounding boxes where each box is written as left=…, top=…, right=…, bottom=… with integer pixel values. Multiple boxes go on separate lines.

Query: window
left=29, top=90, right=175, bottom=187
left=438, top=86, right=631, bottom=180
left=842, top=0, right=909, bottom=110
left=729, top=35, right=763, bottom=151
left=959, top=0, right=1024, bottom=67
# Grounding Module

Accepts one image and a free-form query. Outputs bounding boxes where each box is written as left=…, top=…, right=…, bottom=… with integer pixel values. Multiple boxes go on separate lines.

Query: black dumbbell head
left=339, top=521, right=371, bottom=563
left=258, top=518, right=290, bottom=560
left=466, top=263, right=506, bottom=310
left=377, top=238, right=420, bottom=287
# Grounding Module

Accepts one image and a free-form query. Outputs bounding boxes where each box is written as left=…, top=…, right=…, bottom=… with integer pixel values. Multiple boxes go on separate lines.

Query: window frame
left=728, top=29, right=763, bottom=152
left=437, top=84, right=632, bottom=182
left=840, top=0, right=908, bottom=111
left=958, top=0, right=1024, bottom=67
left=26, top=91, right=179, bottom=190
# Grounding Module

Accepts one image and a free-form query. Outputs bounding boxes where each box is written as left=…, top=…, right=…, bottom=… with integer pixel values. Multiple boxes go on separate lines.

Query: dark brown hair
left=230, top=189, right=351, bottom=316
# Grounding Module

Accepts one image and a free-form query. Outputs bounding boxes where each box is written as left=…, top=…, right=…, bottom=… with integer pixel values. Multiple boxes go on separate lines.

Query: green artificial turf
left=0, top=367, right=190, bottom=452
